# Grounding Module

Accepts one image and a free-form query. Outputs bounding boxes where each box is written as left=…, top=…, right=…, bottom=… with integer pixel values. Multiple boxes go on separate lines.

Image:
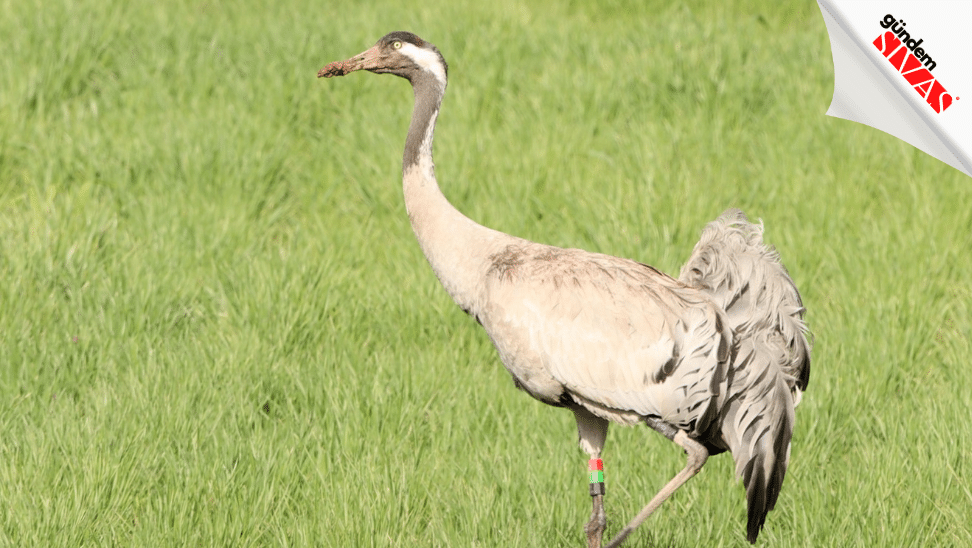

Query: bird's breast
left=482, top=308, right=569, bottom=405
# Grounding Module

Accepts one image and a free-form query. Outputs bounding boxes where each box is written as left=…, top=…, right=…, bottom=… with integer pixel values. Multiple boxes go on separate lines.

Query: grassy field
left=2, top=0, right=970, bottom=546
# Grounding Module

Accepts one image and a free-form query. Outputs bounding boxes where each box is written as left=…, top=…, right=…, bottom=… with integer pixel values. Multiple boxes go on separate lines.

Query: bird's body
left=319, top=31, right=810, bottom=547
left=480, top=240, right=731, bottom=433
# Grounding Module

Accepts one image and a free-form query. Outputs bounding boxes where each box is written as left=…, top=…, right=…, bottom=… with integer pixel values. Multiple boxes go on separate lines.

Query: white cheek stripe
left=400, top=43, right=447, bottom=88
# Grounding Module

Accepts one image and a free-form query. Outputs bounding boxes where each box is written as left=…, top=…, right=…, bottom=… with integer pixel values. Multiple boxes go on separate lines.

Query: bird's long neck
left=402, top=74, right=506, bottom=315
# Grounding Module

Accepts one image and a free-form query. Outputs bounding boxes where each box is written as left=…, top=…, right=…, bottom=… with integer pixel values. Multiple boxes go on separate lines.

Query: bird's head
left=318, top=31, right=447, bottom=87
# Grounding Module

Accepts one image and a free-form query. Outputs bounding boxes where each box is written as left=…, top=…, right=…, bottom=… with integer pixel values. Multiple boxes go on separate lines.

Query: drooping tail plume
left=679, top=209, right=811, bottom=543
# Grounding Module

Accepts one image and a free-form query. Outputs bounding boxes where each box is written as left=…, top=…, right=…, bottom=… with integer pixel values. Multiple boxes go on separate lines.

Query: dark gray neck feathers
left=403, top=71, right=445, bottom=171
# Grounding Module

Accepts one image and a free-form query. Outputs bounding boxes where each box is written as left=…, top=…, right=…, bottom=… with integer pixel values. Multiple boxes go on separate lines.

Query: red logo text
left=874, top=16, right=955, bottom=114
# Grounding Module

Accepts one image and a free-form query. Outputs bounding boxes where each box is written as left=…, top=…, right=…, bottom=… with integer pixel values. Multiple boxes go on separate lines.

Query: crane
left=318, top=31, right=811, bottom=547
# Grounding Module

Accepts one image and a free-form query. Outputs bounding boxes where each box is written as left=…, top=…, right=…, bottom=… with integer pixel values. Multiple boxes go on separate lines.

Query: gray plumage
left=679, top=209, right=811, bottom=542
left=319, top=33, right=811, bottom=547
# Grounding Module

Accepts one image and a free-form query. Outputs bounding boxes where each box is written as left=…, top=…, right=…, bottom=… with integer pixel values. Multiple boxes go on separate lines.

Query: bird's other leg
left=572, top=406, right=609, bottom=548
left=604, top=418, right=709, bottom=548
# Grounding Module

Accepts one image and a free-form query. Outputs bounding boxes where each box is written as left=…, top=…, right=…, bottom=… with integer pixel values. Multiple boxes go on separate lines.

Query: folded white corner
left=817, top=0, right=971, bottom=178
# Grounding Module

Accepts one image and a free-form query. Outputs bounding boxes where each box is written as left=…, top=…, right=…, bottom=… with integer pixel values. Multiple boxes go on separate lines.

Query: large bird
left=318, top=32, right=811, bottom=547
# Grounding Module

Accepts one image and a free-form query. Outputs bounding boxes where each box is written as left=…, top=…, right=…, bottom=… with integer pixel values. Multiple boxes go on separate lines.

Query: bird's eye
left=392, top=41, right=402, bottom=49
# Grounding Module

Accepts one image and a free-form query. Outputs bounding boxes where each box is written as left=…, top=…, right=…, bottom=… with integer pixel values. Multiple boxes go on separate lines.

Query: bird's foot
left=585, top=494, right=607, bottom=548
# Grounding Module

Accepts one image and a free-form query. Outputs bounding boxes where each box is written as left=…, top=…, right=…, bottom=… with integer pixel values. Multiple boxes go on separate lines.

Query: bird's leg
left=603, top=419, right=709, bottom=548
left=573, top=406, right=609, bottom=548
left=586, top=458, right=607, bottom=548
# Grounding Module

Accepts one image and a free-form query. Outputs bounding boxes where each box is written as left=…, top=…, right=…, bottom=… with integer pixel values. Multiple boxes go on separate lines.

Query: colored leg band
left=588, top=458, right=605, bottom=496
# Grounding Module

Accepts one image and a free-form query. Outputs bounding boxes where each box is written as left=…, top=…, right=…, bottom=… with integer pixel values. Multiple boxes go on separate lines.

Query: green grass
left=2, top=0, right=971, bottom=546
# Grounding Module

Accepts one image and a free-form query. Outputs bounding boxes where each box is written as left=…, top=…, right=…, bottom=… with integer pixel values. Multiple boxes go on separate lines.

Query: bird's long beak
left=318, top=44, right=382, bottom=78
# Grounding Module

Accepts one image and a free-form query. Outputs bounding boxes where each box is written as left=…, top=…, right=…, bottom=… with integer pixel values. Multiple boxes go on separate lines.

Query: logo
left=874, top=14, right=957, bottom=113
